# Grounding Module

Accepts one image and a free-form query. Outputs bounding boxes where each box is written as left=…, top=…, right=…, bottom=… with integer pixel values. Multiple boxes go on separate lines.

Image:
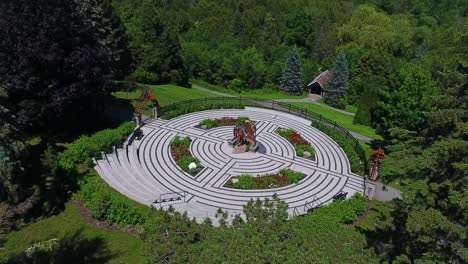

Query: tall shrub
left=325, top=51, right=349, bottom=108
left=280, top=47, right=303, bottom=94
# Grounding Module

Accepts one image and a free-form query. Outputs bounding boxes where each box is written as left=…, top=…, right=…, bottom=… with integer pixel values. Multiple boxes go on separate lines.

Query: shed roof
left=307, top=70, right=332, bottom=88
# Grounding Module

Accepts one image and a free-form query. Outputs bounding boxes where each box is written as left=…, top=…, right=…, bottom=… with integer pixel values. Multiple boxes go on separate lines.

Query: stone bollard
left=152, top=107, right=158, bottom=119
left=134, top=113, right=142, bottom=127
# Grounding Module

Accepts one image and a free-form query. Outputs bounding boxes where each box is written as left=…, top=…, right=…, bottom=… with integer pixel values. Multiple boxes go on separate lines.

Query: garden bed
left=276, top=128, right=315, bottom=160
left=198, top=116, right=252, bottom=129
left=225, top=169, right=305, bottom=189
left=170, top=136, right=202, bottom=175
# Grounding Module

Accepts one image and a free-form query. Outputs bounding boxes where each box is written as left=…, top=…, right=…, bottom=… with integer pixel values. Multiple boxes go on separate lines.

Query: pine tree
left=280, top=47, right=303, bottom=95
left=0, top=0, right=114, bottom=129
left=325, top=51, right=349, bottom=108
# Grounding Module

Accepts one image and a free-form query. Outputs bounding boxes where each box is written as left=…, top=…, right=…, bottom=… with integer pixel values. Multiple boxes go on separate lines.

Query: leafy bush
left=160, top=102, right=250, bottom=119
left=74, top=172, right=150, bottom=225
left=199, top=116, right=252, bottom=129
left=277, top=128, right=295, bottom=138
left=280, top=169, right=304, bottom=183
left=277, top=128, right=315, bottom=158
left=293, top=194, right=367, bottom=230
left=170, top=136, right=191, bottom=148
left=199, top=119, right=218, bottom=128
left=312, top=121, right=364, bottom=175
left=170, top=136, right=202, bottom=175
left=132, top=67, right=158, bottom=84
left=228, top=169, right=305, bottom=189
left=232, top=175, right=255, bottom=189
left=59, top=122, right=135, bottom=170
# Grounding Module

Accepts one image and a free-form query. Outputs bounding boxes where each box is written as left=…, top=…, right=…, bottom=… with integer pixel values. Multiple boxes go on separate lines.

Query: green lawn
left=291, top=102, right=382, bottom=140
left=191, top=79, right=307, bottom=100
left=315, top=99, right=358, bottom=114
left=113, top=84, right=217, bottom=107
left=0, top=203, right=145, bottom=264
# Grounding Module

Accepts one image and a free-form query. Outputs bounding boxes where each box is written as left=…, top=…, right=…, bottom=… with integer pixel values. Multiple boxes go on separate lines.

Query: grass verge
left=191, top=79, right=307, bottom=100
left=0, top=203, right=145, bottom=264
left=291, top=102, right=382, bottom=140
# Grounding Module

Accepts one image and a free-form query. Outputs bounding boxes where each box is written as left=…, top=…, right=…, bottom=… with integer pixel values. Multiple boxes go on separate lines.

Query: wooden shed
left=307, top=70, right=332, bottom=96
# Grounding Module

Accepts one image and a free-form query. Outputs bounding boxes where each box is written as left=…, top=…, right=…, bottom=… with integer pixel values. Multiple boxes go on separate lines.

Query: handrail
left=157, top=96, right=368, bottom=190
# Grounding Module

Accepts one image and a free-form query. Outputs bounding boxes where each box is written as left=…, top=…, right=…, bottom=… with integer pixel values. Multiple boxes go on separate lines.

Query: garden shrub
left=228, top=169, right=305, bottom=189
left=233, top=175, right=255, bottom=189
left=170, top=136, right=202, bottom=175
left=160, top=102, right=251, bottom=119
left=277, top=128, right=315, bottom=158
left=292, top=194, right=367, bottom=229
left=199, top=116, right=251, bottom=129
left=59, top=122, right=135, bottom=170
left=312, top=122, right=364, bottom=175
left=74, top=172, right=150, bottom=225
left=280, top=169, right=303, bottom=183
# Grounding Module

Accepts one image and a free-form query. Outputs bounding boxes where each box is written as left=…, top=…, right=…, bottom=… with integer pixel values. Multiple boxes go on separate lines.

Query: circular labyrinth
left=95, top=107, right=365, bottom=223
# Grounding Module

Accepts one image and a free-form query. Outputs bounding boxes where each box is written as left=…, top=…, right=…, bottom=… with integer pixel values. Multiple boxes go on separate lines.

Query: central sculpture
left=228, top=121, right=258, bottom=153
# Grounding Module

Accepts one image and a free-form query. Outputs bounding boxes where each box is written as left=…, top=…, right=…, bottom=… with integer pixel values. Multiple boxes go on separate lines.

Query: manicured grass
left=191, top=79, right=307, bottom=100
left=0, top=203, right=145, bottom=264
left=315, top=99, right=358, bottom=114
left=113, top=84, right=217, bottom=107
left=291, top=102, right=382, bottom=140
left=345, top=104, right=358, bottom=114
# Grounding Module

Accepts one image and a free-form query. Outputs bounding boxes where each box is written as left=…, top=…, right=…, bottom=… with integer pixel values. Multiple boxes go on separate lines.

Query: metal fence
left=158, top=97, right=368, bottom=178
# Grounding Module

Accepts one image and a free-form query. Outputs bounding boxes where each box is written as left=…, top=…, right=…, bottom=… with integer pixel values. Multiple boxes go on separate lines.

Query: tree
left=0, top=0, right=116, bottom=130
left=280, top=47, right=303, bottom=94
left=325, top=50, right=349, bottom=108
left=76, top=0, right=133, bottom=79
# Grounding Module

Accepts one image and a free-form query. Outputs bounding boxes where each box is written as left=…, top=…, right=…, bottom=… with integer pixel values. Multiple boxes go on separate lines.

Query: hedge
left=312, top=121, right=364, bottom=175
left=160, top=102, right=251, bottom=119
left=74, top=171, right=151, bottom=225
left=59, top=122, right=135, bottom=170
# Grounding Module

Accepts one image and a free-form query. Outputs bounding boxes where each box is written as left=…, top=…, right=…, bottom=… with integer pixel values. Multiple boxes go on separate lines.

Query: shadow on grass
left=6, top=229, right=117, bottom=264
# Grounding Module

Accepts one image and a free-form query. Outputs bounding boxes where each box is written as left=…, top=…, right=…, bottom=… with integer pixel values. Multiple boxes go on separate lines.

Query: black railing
left=158, top=97, right=368, bottom=181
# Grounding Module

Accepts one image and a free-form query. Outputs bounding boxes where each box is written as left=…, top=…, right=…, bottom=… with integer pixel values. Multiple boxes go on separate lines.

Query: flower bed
left=198, top=116, right=251, bottom=129
left=170, top=136, right=202, bottom=175
left=225, top=169, right=305, bottom=189
left=277, top=128, right=315, bottom=159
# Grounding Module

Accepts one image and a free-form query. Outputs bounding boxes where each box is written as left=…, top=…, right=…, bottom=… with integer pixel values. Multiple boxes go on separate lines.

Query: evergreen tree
left=0, top=0, right=115, bottom=130
left=76, top=0, right=133, bottom=80
left=280, top=47, right=303, bottom=94
left=325, top=51, right=349, bottom=108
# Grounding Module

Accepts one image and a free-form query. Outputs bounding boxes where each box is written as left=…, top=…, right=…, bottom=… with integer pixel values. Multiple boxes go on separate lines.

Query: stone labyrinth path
left=95, top=107, right=365, bottom=223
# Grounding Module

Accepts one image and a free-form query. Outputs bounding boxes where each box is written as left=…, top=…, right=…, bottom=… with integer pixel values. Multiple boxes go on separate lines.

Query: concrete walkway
left=95, top=108, right=370, bottom=224
left=372, top=182, right=402, bottom=201
left=191, top=84, right=372, bottom=143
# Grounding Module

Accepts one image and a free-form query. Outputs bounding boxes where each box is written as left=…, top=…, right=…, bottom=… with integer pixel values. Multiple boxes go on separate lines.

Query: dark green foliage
left=227, top=169, right=305, bottom=189
left=160, top=102, right=251, bottom=119
left=0, top=0, right=120, bottom=130
left=325, top=50, right=349, bottom=108
left=59, top=122, right=135, bottom=170
left=75, top=172, right=149, bottom=224
left=0, top=135, right=29, bottom=203
left=280, top=47, right=304, bottom=94
left=312, top=122, right=364, bottom=175
left=143, top=193, right=375, bottom=263
left=112, top=0, right=189, bottom=85
left=77, top=0, right=132, bottom=80
left=199, top=116, right=251, bottom=128
left=353, top=83, right=379, bottom=126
